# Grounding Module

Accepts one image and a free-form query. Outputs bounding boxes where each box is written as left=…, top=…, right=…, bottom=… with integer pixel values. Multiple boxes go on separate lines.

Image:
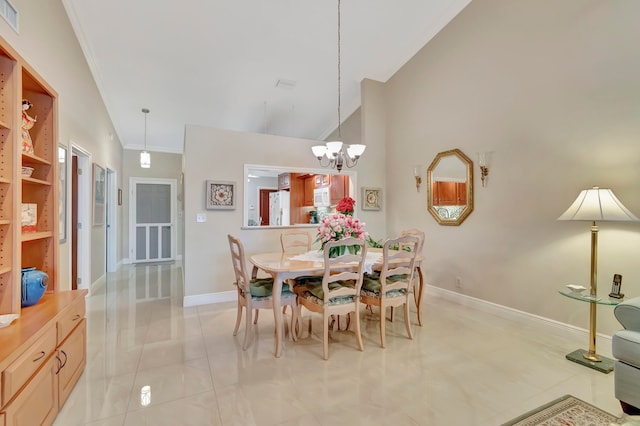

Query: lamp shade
left=558, top=186, right=639, bottom=222
left=311, top=145, right=327, bottom=158
left=140, top=151, right=151, bottom=169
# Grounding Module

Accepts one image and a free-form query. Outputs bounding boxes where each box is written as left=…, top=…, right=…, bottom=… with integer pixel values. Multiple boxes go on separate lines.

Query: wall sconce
left=477, top=152, right=491, bottom=187
left=413, top=165, right=423, bottom=192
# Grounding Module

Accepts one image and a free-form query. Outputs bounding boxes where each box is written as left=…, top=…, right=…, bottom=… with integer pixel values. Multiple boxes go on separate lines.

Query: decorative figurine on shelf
left=609, top=273, right=624, bottom=299
left=21, top=99, right=36, bottom=154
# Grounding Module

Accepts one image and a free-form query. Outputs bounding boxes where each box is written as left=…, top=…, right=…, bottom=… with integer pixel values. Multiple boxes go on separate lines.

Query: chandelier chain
left=337, top=0, right=341, bottom=139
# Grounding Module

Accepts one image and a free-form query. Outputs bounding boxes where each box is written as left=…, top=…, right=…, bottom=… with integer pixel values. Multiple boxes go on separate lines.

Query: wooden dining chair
left=361, top=234, right=419, bottom=348
left=227, top=234, right=298, bottom=350
left=280, top=230, right=312, bottom=316
left=292, top=237, right=367, bottom=360
left=400, top=228, right=425, bottom=325
left=280, top=229, right=312, bottom=254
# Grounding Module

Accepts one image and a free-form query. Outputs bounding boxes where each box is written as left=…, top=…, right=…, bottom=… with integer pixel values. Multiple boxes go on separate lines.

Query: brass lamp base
left=565, top=349, right=614, bottom=374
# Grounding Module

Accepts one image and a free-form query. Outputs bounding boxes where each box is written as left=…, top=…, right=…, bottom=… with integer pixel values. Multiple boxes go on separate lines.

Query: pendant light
left=311, top=0, right=365, bottom=172
left=140, top=108, right=151, bottom=169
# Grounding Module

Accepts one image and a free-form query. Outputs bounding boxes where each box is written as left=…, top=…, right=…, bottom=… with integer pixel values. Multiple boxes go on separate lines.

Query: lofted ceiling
left=62, top=0, right=471, bottom=154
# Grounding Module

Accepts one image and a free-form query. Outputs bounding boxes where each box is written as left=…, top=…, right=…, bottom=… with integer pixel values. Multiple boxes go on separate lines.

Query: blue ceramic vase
left=21, top=267, right=48, bottom=307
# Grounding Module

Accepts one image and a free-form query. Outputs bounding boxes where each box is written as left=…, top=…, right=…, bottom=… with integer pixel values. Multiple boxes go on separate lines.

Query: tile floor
left=53, top=262, right=635, bottom=425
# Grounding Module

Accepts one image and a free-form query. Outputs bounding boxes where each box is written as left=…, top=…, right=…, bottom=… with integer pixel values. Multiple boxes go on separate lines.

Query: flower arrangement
left=336, top=196, right=355, bottom=215
left=316, top=212, right=368, bottom=257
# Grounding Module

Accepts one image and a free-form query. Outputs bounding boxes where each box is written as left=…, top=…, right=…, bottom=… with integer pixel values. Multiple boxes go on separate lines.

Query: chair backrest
left=280, top=229, right=312, bottom=254
left=379, top=235, right=419, bottom=293
left=320, top=237, right=367, bottom=302
left=399, top=228, right=425, bottom=254
left=227, top=234, right=251, bottom=294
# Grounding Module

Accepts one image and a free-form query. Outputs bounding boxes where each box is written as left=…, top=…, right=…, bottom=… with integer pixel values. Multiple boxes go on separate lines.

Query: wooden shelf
left=0, top=119, right=8, bottom=129
left=0, top=219, right=9, bottom=225
left=0, top=178, right=10, bottom=184
left=21, top=176, right=51, bottom=186
left=21, top=231, right=53, bottom=242
left=0, top=266, right=10, bottom=275
left=21, top=152, right=51, bottom=166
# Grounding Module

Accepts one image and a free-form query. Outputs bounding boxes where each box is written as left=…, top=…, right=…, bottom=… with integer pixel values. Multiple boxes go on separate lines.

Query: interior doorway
left=259, top=189, right=277, bottom=226
left=130, top=177, right=177, bottom=263
left=71, top=145, right=91, bottom=291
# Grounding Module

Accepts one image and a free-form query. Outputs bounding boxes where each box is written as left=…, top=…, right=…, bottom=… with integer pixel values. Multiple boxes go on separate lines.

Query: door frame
left=106, top=168, right=117, bottom=272
left=71, top=144, right=91, bottom=291
left=129, top=177, right=177, bottom=263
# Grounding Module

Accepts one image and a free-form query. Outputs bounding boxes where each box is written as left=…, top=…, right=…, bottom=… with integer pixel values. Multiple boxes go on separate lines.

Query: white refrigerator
left=269, top=191, right=290, bottom=226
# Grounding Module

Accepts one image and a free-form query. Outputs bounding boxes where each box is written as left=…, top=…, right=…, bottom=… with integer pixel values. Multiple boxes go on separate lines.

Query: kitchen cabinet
left=432, top=182, right=467, bottom=206
left=314, top=174, right=330, bottom=188
left=304, top=177, right=315, bottom=206
left=278, top=173, right=291, bottom=190
left=329, top=175, right=349, bottom=205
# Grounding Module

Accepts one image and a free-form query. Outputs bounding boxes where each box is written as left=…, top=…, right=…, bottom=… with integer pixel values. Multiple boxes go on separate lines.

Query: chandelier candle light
left=311, top=0, right=365, bottom=172
left=140, top=108, right=150, bottom=169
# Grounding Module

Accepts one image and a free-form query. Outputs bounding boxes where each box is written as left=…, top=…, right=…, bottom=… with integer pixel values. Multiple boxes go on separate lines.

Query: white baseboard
left=179, top=283, right=613, bottom=354
left=122, top=254, right=183, bottom=265
left=424, top=284, right=613, bottom=353
left=183, top=290, right=236, bottom=307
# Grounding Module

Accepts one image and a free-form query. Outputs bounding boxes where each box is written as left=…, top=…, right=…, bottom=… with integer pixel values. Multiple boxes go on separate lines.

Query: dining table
left=249, top=249, right=424, bottom=358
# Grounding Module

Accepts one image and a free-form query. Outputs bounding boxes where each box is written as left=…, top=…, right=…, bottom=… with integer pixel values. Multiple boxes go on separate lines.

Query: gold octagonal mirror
left=427, top=148, right=474, bottom=226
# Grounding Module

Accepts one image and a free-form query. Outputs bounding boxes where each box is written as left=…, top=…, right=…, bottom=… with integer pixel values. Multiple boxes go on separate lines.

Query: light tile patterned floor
left=53, top=262, right=633, bottom=425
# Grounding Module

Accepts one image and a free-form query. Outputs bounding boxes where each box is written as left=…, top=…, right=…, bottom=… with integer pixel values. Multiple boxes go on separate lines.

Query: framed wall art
left=362, top=187, right=382, bottom=211
left=93, top=163, right=106, bottom=225
left=206, top=180, right=236, bottom=210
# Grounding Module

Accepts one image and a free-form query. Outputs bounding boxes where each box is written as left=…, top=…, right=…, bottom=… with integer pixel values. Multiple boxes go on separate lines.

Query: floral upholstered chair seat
left=293, top=276, right=356, bottom=306
left=228, top=234, right=298, bottom=350
left=238, top=278, right=293, bottom=301
left=361, top=272, right=409, bottom=299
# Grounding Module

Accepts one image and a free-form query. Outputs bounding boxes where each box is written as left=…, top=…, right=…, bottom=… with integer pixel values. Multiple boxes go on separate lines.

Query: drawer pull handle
left=60, top=350, right=68, bottom=369
left=32, top=351, right=46, bottom=362
left=55, top=355, right=62, bottom=374
left=72, top=314, right=81, bottom=321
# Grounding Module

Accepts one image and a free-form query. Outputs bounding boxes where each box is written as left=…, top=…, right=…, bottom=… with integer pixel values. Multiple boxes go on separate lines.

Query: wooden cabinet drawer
left=3, top=356, right=58, bottom=426
left=58, top=319, right=86, bottom=408
left=57, top=296, right=85, bottom=344
left=2, top=329, right=56, bottom=405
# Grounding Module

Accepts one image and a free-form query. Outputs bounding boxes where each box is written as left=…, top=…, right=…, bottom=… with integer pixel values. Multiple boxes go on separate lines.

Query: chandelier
left=311, top=0, right=365, bottom=172
left=140, top=108, right=150, bottom=168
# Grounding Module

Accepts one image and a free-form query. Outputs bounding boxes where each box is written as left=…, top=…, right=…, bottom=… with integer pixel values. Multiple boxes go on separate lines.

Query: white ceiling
left=62, top=0, right=470, bottom=154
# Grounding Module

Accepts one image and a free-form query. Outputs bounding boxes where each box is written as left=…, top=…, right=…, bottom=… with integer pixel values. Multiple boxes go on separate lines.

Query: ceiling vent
left=0, top=0, right=17, bottom=32
left=275, top=79, right=296, bottom=90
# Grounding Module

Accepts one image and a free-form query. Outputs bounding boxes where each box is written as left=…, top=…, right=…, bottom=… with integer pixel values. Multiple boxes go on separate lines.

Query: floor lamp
left=558, top=186, right=638, bottom=371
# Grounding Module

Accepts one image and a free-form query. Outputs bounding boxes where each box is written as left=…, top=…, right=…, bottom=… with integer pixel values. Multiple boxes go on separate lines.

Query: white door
left=130, top=178, right=177, bottom=263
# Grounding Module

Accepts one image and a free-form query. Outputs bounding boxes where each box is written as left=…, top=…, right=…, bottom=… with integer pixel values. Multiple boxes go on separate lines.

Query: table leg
left=272, top=272, right=283, bottom=358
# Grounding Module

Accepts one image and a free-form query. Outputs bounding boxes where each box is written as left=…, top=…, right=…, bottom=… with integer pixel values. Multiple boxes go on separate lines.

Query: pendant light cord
left=142, top=108, right=149, bottom=150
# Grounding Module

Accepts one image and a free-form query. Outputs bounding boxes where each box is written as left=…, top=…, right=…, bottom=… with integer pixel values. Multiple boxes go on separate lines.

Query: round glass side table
left=559, top=289, right=624, bottom=373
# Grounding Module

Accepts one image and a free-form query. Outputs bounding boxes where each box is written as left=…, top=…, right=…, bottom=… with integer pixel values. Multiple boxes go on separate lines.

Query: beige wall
left=182, top=125, right=387, bottom=302
left=0, top=0, right=122, bottom=288
left=122, top=150, right=184, bottom=261
left=378, top=0, right=640, bottom=335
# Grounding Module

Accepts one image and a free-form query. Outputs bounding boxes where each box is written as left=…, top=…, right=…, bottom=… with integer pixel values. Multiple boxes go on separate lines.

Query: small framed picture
left=362, top=187, right=382, bottom=211
left=206, top=180, right=236, bottom=210
left=92, top=163, right=106, bottom=226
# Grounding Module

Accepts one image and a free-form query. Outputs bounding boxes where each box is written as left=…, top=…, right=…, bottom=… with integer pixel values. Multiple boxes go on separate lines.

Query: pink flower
left=315, top=212, right=367, bottom=250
